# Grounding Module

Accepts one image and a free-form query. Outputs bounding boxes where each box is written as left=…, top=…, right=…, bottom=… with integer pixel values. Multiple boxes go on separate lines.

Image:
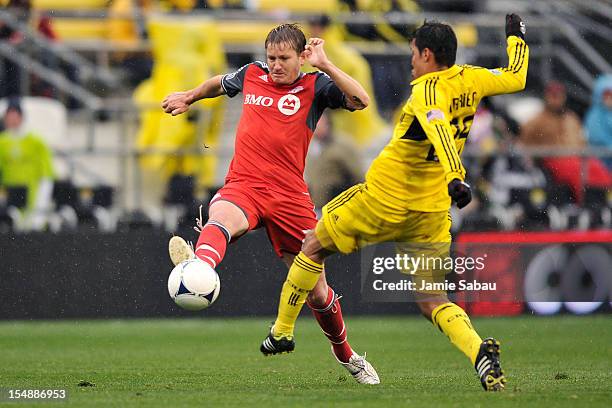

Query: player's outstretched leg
left=169, top=206, right=231, bottom=269
left=474, top=337, right=506, bottom=391
left=308, top=285, right=379, bottom=384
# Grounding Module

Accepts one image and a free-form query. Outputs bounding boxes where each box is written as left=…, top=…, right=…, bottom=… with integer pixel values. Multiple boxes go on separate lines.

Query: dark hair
left=265, top=23, right=307, bottom=54
left=412, top=20, right=457, bottom=67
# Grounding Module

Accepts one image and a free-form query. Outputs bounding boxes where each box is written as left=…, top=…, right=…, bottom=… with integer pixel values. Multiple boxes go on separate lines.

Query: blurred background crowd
left=0, top=0, right=611, bottom=235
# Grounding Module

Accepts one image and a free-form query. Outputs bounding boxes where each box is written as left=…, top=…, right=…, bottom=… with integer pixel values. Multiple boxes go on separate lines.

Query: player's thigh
left=320, top=183, right=392, bottom=254
left=208, top=184, right=260, bottom=236
left=265, top=195, right=318, bottom=258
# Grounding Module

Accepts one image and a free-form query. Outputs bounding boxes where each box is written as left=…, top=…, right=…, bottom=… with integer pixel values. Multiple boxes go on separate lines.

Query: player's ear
left=298, top=50, right=306, bottom=65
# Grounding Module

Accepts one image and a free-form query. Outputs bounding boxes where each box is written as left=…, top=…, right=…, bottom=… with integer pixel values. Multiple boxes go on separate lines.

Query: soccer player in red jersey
left=161, top=24, right=379, bottom=384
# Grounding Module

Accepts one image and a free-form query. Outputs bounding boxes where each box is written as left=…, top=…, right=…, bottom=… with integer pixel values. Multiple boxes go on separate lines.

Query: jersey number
left=425, top=115, right=474, bottom=162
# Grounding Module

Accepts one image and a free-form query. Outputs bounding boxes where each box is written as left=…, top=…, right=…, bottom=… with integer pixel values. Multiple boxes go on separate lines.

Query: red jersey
left=220, top=61, right=351, bottom=195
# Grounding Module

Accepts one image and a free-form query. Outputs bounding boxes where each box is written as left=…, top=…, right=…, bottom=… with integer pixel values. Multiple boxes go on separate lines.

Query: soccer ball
left=167, top=259, right=220, bottom=311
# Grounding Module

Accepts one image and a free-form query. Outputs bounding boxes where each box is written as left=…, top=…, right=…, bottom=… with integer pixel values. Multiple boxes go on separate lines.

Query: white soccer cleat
left=169, top=236, right=195, bottom=266
left=335, top=350, right=380, bottom=385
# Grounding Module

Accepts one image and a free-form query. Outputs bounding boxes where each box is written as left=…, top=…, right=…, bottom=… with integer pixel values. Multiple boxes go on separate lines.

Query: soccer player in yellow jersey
left=261, top=14, right=528, bottom=391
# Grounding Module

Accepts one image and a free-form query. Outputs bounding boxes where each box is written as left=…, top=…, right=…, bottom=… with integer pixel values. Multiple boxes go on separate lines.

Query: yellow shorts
left=316, top=183, right=452, bottom=293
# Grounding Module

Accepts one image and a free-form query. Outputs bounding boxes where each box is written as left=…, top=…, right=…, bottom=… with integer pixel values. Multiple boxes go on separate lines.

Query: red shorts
left=209, top=181, right=317, bottom=257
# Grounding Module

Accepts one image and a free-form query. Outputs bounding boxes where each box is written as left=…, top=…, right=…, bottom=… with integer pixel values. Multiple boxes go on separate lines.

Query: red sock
left=308, top=286, right=354, bottom=363
left=194, top=221, right=229, bottom=269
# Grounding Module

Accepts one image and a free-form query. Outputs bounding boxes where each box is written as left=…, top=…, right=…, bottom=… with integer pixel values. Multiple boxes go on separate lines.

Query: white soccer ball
left=167, top=259, right=221, bottom=311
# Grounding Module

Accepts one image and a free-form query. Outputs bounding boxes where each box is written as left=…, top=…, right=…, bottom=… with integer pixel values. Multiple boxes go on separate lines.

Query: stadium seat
left=216, top=22, right=275, bottom=45
left=255, top=0, right=339, bottom=13
left=32, top=0, right=108, bottom=11
left=52, top=19, right=108, bottom=41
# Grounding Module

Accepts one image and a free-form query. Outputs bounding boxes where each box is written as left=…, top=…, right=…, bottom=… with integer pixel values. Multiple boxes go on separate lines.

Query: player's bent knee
left=209, top=200, right=249, bottom=236
left=301, top=230, right=321, bottom=256
left=416, top=296, right=449, bottom=320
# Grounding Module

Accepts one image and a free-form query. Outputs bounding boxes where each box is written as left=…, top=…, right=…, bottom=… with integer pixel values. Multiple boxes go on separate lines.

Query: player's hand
left=161, top=91, right=192, bottom=116
left=505, top=13, right=525, bottom=40
left=304, top=38, right=330, bottom=69
left=448, top=179, right=472, bottom=209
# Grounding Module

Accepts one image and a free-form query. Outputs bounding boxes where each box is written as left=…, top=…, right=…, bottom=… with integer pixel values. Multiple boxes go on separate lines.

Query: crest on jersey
left=278, top=94, right=301, bottom=116
left=259, top=74, right=269, bottom=82
left=288, top=85, right=304, bottom=94
left=426, top=109, right=444, bottom=122
left=488, top=69, right=502, bottom=76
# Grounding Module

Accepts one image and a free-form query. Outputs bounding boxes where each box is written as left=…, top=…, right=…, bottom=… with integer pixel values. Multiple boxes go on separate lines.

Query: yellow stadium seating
left=255, top=0, right=338, bottom=13
left=32, top=0, right=109, bottom=10
left=216, top=21, right=275, bottom=45
left=52, top=18, right=108, bottom=40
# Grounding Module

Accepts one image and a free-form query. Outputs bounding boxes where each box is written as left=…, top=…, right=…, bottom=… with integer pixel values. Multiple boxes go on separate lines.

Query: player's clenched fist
left=448, top=179, right=472, bottom=209
left=161, top=91, right=193, bottom=116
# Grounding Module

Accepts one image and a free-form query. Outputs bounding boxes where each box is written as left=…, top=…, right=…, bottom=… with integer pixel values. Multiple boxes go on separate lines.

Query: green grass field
left=0, top=316, right=610, bottom=407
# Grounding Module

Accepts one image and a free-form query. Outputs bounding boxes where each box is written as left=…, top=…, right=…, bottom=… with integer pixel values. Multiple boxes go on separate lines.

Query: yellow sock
left=431, top=303, right=482, bottom=364
left=273, top=252, right=323, bottom=337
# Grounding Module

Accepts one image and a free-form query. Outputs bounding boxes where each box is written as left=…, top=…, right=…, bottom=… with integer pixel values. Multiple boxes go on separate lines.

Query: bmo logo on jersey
left=278, top=94, right=301, bottom=116
left=244, top=94, right=274, bottom=107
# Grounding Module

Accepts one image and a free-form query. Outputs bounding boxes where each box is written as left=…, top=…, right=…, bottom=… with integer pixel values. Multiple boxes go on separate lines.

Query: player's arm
left=411, top=87, right=472, bottom=208
left=476, top=14, right=529, bottom=97
left=161, top=75, right=225, bottom=116
left=162, top=62, right=252, bottom=116
left=305, top=38, right=370, bottom=110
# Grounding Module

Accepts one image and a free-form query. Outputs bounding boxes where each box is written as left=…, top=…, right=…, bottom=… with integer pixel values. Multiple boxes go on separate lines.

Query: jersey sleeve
left=220, top=62, right=254, bottom=97
left=314, top=72, right=353, bottom=111
left=409, top=81, right=466, bottom=183
left=474, top=36, right=529, bottom=97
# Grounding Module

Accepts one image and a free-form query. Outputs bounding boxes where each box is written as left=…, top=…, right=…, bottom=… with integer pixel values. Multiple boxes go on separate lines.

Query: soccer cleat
left=169, top=235, right=195, bottom=266
left=475, top=337, right=507, bottom=391
left=335, top=350, right=380, bottom=385
left=260, top=328, right=295, bottom=356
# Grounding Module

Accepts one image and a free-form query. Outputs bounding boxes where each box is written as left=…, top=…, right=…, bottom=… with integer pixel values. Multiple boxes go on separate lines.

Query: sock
left=194, top=221, right=230, bottom=269
left=273, top=252, right=323, bottom=337
left=431, top=302, right=483, bottom=365
left=308, top=286, right=354, bottom=363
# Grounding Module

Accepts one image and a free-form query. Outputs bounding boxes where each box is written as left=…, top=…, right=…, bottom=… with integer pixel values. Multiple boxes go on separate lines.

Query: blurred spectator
left=308, top=15, right=386, bottom=146
left=305, top=113, right=363, bottom=209
left=0, top=99, right=55, bottom=229
left=584, top=75, right=612, bottom=170
left=518, top=81, right=611, bottom=203
left=519, top=81, right=585, bottom=148
left=108, top=0, right=155, bottom=85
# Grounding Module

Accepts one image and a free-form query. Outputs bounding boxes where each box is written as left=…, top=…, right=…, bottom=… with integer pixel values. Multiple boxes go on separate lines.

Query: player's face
left=266, top=42, right=305, bottom=85
left=410, top=40, right=427, bottom=80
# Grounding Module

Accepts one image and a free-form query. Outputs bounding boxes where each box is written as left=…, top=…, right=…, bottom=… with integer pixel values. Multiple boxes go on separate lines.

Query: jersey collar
left=410, top=65, right=463, bottom=85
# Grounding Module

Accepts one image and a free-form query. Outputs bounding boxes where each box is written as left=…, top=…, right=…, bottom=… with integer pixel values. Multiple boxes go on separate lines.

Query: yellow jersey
left=365, top=36, right=529, bottom=214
